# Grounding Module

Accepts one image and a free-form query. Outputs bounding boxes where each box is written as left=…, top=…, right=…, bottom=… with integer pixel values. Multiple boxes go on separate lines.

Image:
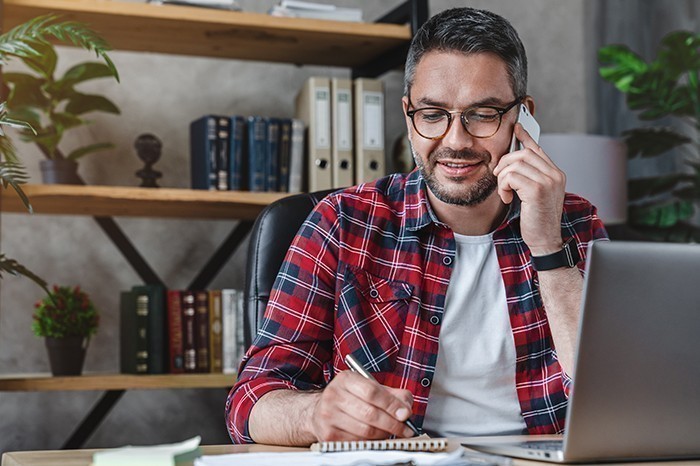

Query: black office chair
left=243, top=189, right=336, bottom=348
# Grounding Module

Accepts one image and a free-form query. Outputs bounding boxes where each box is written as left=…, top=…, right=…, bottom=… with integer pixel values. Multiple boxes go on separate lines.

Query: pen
left=344, top=353, right=421, bottom=437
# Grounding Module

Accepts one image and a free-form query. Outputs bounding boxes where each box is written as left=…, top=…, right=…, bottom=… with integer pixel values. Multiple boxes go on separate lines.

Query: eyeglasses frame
left=405, top=96, right=524, bottom=141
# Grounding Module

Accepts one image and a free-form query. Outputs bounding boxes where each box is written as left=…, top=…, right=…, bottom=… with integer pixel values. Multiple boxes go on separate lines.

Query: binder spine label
left=337, top=89, right=352, bottom=151
left=363, top=91, right=384, bottom=150
left=314, top=87, right=331, bottom=149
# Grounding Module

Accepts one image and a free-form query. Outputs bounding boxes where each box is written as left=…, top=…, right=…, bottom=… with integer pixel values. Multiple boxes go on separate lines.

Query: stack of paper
left=93, top=436, right=202, bottom=466
left=149, top=0, right=242, bottom=12
left=269, top=0, right=363, bottom=22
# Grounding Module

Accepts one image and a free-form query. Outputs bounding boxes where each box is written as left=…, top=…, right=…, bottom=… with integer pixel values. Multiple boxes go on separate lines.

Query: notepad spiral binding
left=311, top=438, right=448, bottom=453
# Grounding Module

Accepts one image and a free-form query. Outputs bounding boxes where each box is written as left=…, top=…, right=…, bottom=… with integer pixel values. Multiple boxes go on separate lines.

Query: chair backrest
left=243, top=189, right=336, bottom=348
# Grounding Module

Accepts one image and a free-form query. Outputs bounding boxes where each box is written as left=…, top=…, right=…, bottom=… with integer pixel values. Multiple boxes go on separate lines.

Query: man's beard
left=412, top=145, right=498, bottom=206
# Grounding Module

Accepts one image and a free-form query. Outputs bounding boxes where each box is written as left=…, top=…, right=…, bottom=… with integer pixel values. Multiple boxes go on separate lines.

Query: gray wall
left=1, top=0, right=596, bottom=453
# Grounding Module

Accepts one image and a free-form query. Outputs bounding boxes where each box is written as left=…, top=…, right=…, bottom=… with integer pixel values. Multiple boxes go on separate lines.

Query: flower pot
left=39, top=159, right=81, bottom=184
left=45, top=336, right=88, bottom=376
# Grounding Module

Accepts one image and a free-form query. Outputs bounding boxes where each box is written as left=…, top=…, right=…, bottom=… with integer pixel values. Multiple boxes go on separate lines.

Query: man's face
left=402, top=51, right=520, bottom=206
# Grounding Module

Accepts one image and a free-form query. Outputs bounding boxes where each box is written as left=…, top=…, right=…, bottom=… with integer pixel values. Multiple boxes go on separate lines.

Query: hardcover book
left=194, top=290, right=210, bottom=373
left=182, top=291, right=197, bottom=373
left=166, top=289, right=185, bottom=374
left=277, top=119, right=292, bottom=192
left=190, top=115, right=219, bottom=190
left=246, top=116, right=267, bottom=192
left=228, top=116, right=246, bottom=191
left=265, top=117, right=280, bottom=192
left=132, top=284, right=167, bottom=375
left=208, top=290, right=223, bottom=373
left=119, top=290, right=149, bottom=374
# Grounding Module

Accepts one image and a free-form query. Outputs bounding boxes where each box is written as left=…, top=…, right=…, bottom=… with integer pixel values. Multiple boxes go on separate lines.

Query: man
left=227, top=7, right=607, bottom=445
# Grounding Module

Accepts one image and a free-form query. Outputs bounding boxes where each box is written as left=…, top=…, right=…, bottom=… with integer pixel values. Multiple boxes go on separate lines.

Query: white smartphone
left=509, top=104, right=540, bottom=152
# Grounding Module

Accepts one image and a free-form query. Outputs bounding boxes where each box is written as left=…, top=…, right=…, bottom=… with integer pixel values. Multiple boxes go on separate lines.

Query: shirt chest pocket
left=334, top=266, right=414, bottom=374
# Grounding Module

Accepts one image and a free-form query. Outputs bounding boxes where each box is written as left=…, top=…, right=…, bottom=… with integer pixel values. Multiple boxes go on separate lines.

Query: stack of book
left=190, top=116, right=304, bottom=193
left=296, top=76, right=386, bottom=191
left=268, top=0, right=363, bottom=22
left=120, top=285, right=246, bottom=375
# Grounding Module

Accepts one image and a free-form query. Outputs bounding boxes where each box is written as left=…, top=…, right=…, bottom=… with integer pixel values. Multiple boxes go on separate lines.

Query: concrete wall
left=0, top=0, right=590, bottom=453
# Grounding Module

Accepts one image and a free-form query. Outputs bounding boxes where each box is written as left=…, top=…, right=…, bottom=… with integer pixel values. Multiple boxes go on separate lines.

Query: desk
left=4, top=438, right=700, bottom=466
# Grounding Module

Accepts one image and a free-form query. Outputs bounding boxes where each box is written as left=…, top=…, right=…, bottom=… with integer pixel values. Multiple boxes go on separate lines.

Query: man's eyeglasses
left=406, top=97, right=523, bottom=140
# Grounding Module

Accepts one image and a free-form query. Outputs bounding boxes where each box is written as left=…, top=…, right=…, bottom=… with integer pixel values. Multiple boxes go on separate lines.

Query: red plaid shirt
left=226, top=169, right=608, bottom=443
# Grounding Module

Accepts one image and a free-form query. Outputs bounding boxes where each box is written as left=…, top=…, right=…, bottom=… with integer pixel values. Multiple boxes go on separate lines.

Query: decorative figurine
left=134, top=133, right=163, bottom=188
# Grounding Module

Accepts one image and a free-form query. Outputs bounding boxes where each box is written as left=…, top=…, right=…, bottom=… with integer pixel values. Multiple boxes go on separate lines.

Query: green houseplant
left=0, top=15, right=118, bottom=286
left=599, top=30, right=700, bottom=241
left=33, top=285, right=99, bottom=375
left=2, top=15, right=120, bottom=184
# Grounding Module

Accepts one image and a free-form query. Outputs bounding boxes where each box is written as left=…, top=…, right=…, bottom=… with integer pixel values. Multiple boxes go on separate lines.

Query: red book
left=166, top=290, right=185, bottom=373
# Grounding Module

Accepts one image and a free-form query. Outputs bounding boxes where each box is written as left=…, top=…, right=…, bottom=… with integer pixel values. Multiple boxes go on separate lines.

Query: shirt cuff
left=226, top=377, right=298, bottom=444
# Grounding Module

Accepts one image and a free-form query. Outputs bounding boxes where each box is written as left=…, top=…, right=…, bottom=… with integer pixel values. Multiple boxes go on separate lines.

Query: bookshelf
left=0, top=184, right=289, bottom=220
left=0, top=373, right=233, bottom=391
left=0, top=0, right=426, bottom=450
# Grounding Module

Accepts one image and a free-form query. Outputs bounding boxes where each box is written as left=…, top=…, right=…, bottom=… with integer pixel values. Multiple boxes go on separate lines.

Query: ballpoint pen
left=344, top=353, right=421, bottom=437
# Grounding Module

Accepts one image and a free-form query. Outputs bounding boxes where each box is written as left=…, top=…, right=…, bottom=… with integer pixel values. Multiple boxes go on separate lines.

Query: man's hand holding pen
left=309, top=363, right=417, bottom=441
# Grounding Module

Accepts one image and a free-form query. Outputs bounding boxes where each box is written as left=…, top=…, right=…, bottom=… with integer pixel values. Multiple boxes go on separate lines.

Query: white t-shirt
left=422, top=232, right=527, bottom=437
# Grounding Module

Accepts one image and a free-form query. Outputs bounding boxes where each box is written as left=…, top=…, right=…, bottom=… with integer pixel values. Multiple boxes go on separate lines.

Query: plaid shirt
left=226, top=169, right=608, bottom=444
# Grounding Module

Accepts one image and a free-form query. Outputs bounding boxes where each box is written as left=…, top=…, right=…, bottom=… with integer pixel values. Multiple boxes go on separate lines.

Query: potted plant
left=0, top=16, right=117, bottom=284
left=32, top=285, right=99, bottom=376
left=1, top=14, right=120, bottom=184
left=598, top=31, right=700, bottom=241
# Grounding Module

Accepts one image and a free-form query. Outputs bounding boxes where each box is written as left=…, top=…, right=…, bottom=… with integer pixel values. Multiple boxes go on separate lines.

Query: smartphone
left=509, top=104, right=540, bottom=152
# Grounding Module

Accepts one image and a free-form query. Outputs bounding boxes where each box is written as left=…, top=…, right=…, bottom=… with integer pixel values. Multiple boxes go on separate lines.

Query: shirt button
left=420, top=377, right=431, bottom=387
left=443, top=256, right=453, bottom=266
left=429, top=315, right=440, bottom=325
left=369, top=289, right=379, bottom=299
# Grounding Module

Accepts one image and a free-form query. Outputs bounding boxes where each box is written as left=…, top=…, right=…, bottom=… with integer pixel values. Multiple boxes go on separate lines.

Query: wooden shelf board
left=2, top=0, right=412, bottom=67
left=0, top=184, right=290, bottom=220
left=0, top=372, right=235, bottom=391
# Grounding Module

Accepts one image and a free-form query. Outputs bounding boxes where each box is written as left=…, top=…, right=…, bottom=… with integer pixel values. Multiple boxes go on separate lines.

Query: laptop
left=462, top=241, right=700, bottom=463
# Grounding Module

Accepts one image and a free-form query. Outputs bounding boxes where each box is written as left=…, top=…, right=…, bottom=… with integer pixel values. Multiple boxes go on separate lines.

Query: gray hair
left=404, top=7, right=528, bottom=99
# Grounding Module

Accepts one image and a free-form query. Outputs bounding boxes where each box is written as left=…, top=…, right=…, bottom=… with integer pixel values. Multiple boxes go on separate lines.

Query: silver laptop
left=463, top=241, right=700, bottom=463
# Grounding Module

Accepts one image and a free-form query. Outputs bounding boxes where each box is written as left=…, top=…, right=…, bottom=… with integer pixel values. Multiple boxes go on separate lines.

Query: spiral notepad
left=310, top=436, right=448, bottom=453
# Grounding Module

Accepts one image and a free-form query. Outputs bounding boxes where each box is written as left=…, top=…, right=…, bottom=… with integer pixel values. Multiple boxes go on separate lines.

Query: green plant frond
left=623, top=127, right=691, bottom=157
left=598, top=44, right=649, bottom=93
left=0, top=160, right=31, bottom=211
left=0, top=253, right=48, bottom=293
left=65, top=93, right=120, bottom=116
left=67, top=142, right=114, bottom=161
left=629, top=199, right=694, bottom=229
left=17, top=40, right=58, bottom=80
left=0, top=15, right=58, bottom=60
left=0, top=135, right=19, bottom=163
left=628, top=173, right=695, bottom=201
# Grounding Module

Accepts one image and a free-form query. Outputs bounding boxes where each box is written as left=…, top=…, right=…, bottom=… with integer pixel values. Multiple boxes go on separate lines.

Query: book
left=221, top=289, right=239, bottom=374
left=190, top=115, right=218, bottom=190
left=277, top=118, right=292, bottom=192
left=228, top=115, right=245, bottom=191
left=194, top=290, right=210, bottom=372
left=288, top=118, right=305, bottom=193
left=296, top=77, right=332, bottom=191
left=182, top=291, right=197, bottom=373
left=132, top=284, right=167, bottom=375
left=216, top=116, right=231, bottom=190
left=166, top=290, right=185, bottom=374
left=246, top=116, right=267, bottom=192
left=330, top=77, right=354, bottom=188
left=269, top=0, right=362, bottom=22
left=93, top=435, right=201, bottom=466
left=265, top=117, right=280, bottom=192
left=353, top=78, right=386, bottom=184
left=119, top=290, right=148, bottom=374
left=208, top=290, right=223, bottom=373
left=310, top=435, right=447, bottom=453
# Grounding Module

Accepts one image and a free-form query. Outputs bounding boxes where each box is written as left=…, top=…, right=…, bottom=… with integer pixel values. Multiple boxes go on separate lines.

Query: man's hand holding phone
left=494, top=106, right=566, bottom=256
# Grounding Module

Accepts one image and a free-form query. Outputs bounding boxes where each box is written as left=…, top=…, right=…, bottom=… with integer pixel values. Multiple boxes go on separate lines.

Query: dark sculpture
left=134, top=133, right=163, bottom=188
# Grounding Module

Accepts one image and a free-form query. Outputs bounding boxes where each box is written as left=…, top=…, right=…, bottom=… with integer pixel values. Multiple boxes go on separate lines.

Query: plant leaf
left=3, top=72, right=49, bottom=110
left=628, top=173, right=695, bottom=201
left=64, top=93, right=120, bottom=116
left=0, top=253, right=48, bottom=293
left=622, top=127, right=691, bottom=157
left=598, top=44, right=648, bottom=93
left=18, top=40, right=57, bottom=80
left=67, top=142, right=114, bottom=161
left=0, top=160, right=31, bottom=212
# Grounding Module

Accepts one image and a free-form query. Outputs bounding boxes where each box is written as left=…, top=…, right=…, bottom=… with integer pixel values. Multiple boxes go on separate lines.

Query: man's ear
left=402, top=96, right=413, bottom=136
left=523, top=96, right=536, bottom=116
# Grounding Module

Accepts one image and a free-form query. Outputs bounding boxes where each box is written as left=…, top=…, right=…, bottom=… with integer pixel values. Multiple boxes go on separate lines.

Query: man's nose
left=441, top=116, right=475, bottom=150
